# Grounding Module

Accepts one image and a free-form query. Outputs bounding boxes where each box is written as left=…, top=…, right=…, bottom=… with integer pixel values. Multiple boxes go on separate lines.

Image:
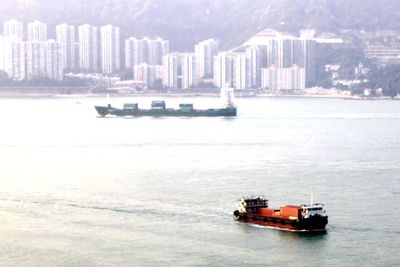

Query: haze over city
left=0, top=1, right=400, bottom=266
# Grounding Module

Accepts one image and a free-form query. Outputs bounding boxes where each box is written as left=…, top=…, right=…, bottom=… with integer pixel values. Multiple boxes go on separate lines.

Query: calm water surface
left=0, top=96, right=399, bottom=266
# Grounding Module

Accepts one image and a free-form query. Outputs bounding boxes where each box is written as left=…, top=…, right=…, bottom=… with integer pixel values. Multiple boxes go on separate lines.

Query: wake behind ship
left=95, top=88, right=237, bottom=117
left=233, top=196, right=328, bottom=232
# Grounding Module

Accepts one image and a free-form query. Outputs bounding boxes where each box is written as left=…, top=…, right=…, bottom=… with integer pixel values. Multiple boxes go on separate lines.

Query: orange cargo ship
left=233, top=196, right=328, bottom=232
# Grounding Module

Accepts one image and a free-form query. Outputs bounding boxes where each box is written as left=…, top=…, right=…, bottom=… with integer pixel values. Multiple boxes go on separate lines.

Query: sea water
left=0, top=96, right=399, bottom=266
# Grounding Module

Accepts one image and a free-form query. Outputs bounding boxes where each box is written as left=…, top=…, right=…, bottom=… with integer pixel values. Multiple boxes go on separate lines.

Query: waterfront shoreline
left=0, top=87, right=397, bottom=100
left=0, top=92, right=351, bottom=99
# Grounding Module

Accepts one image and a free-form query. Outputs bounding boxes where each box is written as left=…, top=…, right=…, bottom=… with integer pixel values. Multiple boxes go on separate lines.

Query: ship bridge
left=237, top=196, right=268, bottom=213
left=301, top=203, right=327, bottom=218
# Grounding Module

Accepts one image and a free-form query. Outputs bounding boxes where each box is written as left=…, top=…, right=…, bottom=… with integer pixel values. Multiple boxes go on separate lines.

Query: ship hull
left=234, top=210, right=328, bottom=232
left=95, top=106, right=237, bottom=117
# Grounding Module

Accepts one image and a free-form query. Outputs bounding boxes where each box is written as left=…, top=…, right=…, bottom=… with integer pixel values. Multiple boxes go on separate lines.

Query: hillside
left=1, top=0, right=400, bottom=50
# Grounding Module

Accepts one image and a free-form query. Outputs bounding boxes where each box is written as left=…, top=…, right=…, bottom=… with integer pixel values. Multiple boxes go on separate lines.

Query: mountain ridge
left=1, top=0, right=399, bottom=50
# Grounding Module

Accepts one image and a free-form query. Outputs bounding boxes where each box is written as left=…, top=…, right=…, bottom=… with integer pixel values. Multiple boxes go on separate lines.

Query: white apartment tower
left=78, top=24, right=98, bottom=72
left=0, top=36, right=6, bottom=73
left=162, top=53, right=196, bottom=89
left=195, top=39, right=218, bottom=82
left=301, top=38, right=316, bottom=86
left=56, top=23, right=76, bottom=71
left=163, top=53, right=179, bottom=88
left=26, top=41, right=46, bottom=79
left=234, top=53, right=247, bottom=90
left=147, top=37, right=169, bottom=65
left=27, top=20, right=47, bottom=42
left=0, top=36, right=26, bottom=80
left=125, top=37, right=169, bottom=73
left=181, top=53, right=196, bottom=89
left=125, top=37, right=147, bottom=70
left=101, top=25, right=120, bottom=74
left=213, top=51, right=248, bottom=89
left=245, top=46, right=262, bottom=88
left=45, top=40, right=63, bottom=80
left=134, top=63, right=155, bottom=89
left=3, top=20, right=24, bottom=40
left=26, top=39, right=63, bottom=81
left=213, top=52, right=233, bottom=88
left=261, top=67, right=305, bottom=90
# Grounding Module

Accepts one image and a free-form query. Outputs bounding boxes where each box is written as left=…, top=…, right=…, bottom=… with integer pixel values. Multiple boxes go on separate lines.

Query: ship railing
left=302, top=203, right=325, bottom=208
left=241, top=195, right=267, bottom=200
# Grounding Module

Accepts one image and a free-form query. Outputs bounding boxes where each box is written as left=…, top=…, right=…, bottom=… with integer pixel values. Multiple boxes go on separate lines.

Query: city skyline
left=0, top=19, right=317, bottom=91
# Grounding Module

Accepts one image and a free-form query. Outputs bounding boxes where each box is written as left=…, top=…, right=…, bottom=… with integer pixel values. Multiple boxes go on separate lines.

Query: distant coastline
left=0, top=86, right=398, bottom=100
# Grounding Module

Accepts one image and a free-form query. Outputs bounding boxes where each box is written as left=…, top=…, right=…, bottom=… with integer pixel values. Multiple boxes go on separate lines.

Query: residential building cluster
left=0, top=20, right=131, bottom=81
left=125, top=37, right=170, bottom=88
left=161, top=30, right=316, bottom=90
left=213, top=29, right=316, bottom=90
left=0, top=20, right=63, bottom=81
left=0, top=20, right=316, bottom=90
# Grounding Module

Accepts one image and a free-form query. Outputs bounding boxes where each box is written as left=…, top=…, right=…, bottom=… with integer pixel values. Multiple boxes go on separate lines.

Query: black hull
left=233, top=210, right=328, bottom=232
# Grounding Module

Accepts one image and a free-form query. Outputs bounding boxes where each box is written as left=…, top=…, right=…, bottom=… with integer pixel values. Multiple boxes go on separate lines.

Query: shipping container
left=123, top=103, right=139, bottom=110
left=280, top=206, right=301, bottom=218
left=258, top=208, right=275, bottom=216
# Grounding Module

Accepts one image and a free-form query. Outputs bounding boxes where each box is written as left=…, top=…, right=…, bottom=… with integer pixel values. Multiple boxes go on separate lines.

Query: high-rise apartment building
left=134, top=63, right=155, bottom=89
left=26, top=39, right=62, bottom=81
left=154, top=65, right=164, bottom=86
left=234, top=53, right=247, bottom=90
left=0, top=36, right=6, bottom=72
left=242, top=29, right=316, bottom=87
left=213, top=51, right=248, bottom=89
left=194, top=39, right=218, bottom=82
left=213, top=52, right=233, bottom=88
left=162, top=53, right=178, bottom=88
left=3, top=20, right=24, bottom=40
left=78, top=24, right=98, bottom=72
left=261, top=67, right=305, bottom=90
left=27, top=20, right=47, bottom=42
left=180, top=53, right=196, bottom=89
left=162, top=53, right=196, bottom=89
left=245, top=46, right=262, bottom=88
left=56, top=23, right=75, bottom=71
left=0, top=35, right=26, bottom=80
left=100, top=25, right=120, bottom=74
left=125, top=37, right=169, bottom=75
left=301, top=38, right=316, bottom=86
left=125, top=37, right=147, bottom=70
left=147, top=37, right=169, bottom=65
left=26, top=41, right=46, bottom=79
left=45, top=40, right=63, bottom=80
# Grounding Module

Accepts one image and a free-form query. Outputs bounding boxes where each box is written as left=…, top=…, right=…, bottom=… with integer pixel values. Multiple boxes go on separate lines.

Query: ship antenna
left=310, top=190, right=314, bottom=205
left=106, top=93, right=111, bottom=107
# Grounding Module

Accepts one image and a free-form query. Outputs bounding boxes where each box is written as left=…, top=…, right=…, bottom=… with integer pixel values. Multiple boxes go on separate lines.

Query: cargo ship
left=233, top=196, right=328, bottom=232
left=95, top=88, right=237, bottom=117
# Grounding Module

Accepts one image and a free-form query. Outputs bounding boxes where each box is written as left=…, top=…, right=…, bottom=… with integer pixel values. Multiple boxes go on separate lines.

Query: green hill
left=1, top=0, right=400, bottom=50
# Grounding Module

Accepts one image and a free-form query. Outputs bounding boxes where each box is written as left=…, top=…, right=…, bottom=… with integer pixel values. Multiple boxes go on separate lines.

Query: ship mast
left=310, top=190, right=314, bottom=205
left=220, top=87, right=235, bottom=108
left=106, top=93, right=111, bottom=108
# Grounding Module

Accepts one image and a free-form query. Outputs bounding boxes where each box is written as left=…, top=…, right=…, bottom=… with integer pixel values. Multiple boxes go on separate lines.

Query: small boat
left=233, top=195, right=328, bottom=232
